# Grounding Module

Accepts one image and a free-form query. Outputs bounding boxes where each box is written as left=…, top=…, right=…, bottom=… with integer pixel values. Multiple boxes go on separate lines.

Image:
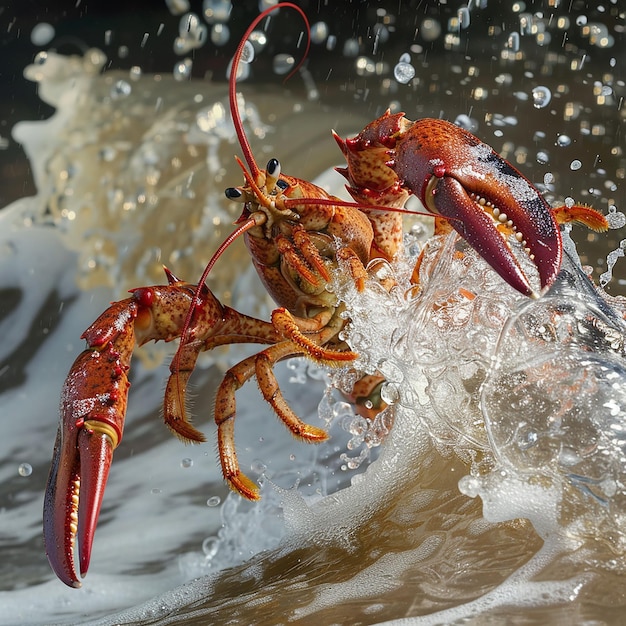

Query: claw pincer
left=336, top=112, right=564, bottom=298
left=43, top=272, right=202, bottom=587
left=44, top=300, right=136, bottom=587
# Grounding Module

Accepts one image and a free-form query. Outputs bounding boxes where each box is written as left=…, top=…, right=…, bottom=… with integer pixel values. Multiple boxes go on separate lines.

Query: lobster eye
left=266, top=158, right=281, bottom=178
left=276, top=179, right=289, bottom=190
left=225, top=187, right=243, bottom=200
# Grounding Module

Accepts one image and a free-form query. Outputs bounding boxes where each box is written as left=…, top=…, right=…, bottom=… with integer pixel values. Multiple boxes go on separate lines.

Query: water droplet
left=272, top=53, right=294, bottom=75
left=565, top=196, right=575, bottom=208
left=343, top=38, right=360, bottom=57
left=206, top=495, right=221, bottom=507
left=607, top=207, right=626, bottom=229
left=251, top=459, right=267, bottom=474
left=210, top=23, right=230, bottom=46
left=536, top=151, right=550, bottom=164
left=179, top=13, right=201, bottom=37
left=33, top=51, right=48, bottom=65
left=110, top=80, right=132, bottom=99
left=394, top=61, right=415, bottom=84
left=507, top=32, right=520, bottom=52
left=203, top=0, right=232, bottom=24
left=240, top=40, right=255, bottom=64
left=454, top=114, right=478, bottom=132
left=31, top=22, right=55, bottom=46
left=556, top=134, right=571, bottom=147
left=151, top=488, right=162, bottom=495
left=18, top=463, right=32, bottom=477
left=165, top=0, right=190, bottom=15
left=532, top=86, right=551, bottom=108
left=457, top=7, right=470, bottom=29
left=570, top=159, right=582, bottom=170
left=576, top=15, right=587, bottom=26
left=129, top=65, right=142, bottom=81
left=202, top=536, right=219, bottom=558
left=421, top=18, right=441, bottom=42
left=173, top=58, right=192, bottom=81
left=310, top=21, right=329, bottom=45
left=181, top=457, right=193, bottom=468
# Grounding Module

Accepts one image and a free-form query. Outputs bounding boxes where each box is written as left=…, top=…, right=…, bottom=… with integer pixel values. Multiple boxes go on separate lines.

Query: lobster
left=43, top=2, right=608, bottom=588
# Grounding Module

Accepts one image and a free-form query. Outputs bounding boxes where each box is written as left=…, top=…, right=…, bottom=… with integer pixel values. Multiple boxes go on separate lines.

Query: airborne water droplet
left=310, top=21, right=329, bottom=44
left=272, top=53, right=295, bottom=75
left=240, top=40, right=255, bottom=64
left=18, top=463, right=33, bottom=477
left=110, top=79, right=132, bottom=99
left=173, top=58, right=193, bottom=81
left=532, top=86, right=551, bottom=108
left=557, top=134, right=571, bottom=147
left=570, top=159, right=582, bottom=170
left=394, top=61, right=415, bottom=84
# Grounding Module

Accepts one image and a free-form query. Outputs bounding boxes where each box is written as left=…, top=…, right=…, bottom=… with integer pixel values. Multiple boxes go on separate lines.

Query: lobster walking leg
left=215, top=341, right=329, bottom=500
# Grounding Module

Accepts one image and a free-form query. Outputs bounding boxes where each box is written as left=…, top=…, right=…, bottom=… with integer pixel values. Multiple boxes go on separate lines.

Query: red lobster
left=43, top=2, right=608, bottom=588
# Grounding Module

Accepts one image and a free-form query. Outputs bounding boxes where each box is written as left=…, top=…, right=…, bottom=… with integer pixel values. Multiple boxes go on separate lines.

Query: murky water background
left=0, top=2, right=625, bottom=625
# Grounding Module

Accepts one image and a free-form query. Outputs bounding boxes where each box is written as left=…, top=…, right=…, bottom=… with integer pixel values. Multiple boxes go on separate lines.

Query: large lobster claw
left=337, top=113, right=607, bottom=298
left=393, top=118, right=562, bottom=298
left=43, top=299, right=137, bottom=587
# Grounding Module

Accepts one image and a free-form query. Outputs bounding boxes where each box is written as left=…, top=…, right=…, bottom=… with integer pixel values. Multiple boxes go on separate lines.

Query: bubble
left=30, top=22, right=55, bottom=46
left=165, top=0, right=190, bottom=15
left=457, top=7, right=470, bottom=29
left=272, top=53, right=295, bottom=75
left=110, top=80, right=132, bottom=99
left=394, top=61, right=415, bottom=84
left=251, top=459, right=267, bottom=474
left=206, top=495, right=222, bottom=507
left=211, top=24, right=230, bottom=46
left=203, top=0, right=232, bottom=24
left=507, top=32, right=520, bottom=52
left=18, top=463, right=32, bottom=477
left=570, top=160, right=582, bottom=171
left=179, top=13, right=201, bottom=36
left=607, top=206, right=626, bottom=230
left=151, top=488, right=162, bottom=495
left=343, top=38, right=360, bottom=57
left=310, top=21, right=329, bottom=45
left=202, top=536, right=219, bottom=558
left=532, top=86, right=551, bottom=108
left=454, top=114, right=478, bottom=132
left=240, top=40, right=255, bottom=64
left=181, top=458, right=193, bottom=468
left=543, top=172, right=555, bottom=185
left=536, top=151, right=550, bottom=164
left=556, top=134, right=571, bottom=147
left=421, top=18, right=441, bottom=41
left=173, top=58, right=193, bottom=81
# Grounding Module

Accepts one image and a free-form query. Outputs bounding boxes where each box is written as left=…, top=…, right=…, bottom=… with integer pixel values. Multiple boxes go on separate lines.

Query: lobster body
left=241, top=173, right=374, bottom=319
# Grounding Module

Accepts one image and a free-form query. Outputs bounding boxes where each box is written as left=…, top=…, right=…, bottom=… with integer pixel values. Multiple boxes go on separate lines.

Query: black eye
left=276, top=179, right=289, bottom=190
left=266, top=158, right=280, bottom=177
left=225, top=187, right=242, bottom=199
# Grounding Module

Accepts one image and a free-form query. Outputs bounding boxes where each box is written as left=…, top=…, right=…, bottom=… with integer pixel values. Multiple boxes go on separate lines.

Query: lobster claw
left=394, top=118, right=562, bottom=298
left=43, top=300, right=135, bottom=587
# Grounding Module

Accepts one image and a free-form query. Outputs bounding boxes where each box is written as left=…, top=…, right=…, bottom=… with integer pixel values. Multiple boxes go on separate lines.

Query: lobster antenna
left=229, top=2, right=310, bottom=179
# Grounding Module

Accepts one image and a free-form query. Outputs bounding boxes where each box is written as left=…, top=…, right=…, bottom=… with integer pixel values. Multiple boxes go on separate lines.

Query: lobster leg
left=215, top=341, right=328, bottom=500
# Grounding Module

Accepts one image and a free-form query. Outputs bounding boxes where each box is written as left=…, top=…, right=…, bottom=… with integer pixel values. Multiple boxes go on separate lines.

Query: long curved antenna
left=229, top=2, right=310, bottom=179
